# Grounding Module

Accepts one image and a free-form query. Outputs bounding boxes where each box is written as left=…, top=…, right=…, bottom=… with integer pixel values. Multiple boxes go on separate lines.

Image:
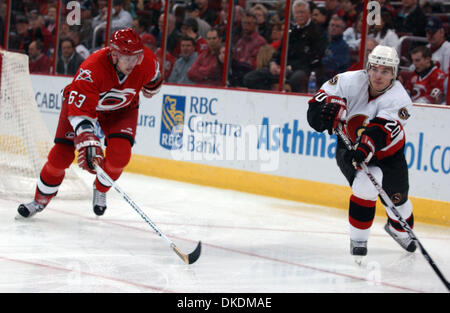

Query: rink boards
left=31, top=75, right=450, bottom=226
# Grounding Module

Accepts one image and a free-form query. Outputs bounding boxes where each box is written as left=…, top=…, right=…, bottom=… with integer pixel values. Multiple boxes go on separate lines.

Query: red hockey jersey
left=66, top=46, right=160, bottom=119
left=405, top=65, right=447, bottom=104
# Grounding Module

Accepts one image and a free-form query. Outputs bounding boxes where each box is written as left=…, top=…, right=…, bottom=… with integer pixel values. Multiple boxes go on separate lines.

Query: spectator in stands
left=420, top=0, right=445, bottom=14
left=44, top=4, right=57, bottom=38
left=425, top=16, right=450, bottom=75
left=272, top=0, right=326, bottom=92
left=244, top=0, right=326, bottom=93
left=77, top=2, right=94, bottom=51
left=155, top=13, right=181, bottom=55
left=311, top=6, right=328, bottom=33
left=269, top=19, right=284, bottom=50
left=132, top=17, right=151, bottom=37
left=230, top=11, right=267, bottom=86
left=91, top=0, right=132, bottom=48
left=319, top=15, right=350, bottom=83
left=324, top=0, right=345, bottom=26
left=213, top=0, right=229, bottom=40
left=255, top=45, right=277, bottom=71
left=343, top=11, right=362, bottom=50
left=168, top=36, right=198, bottom=85
left=369, top=10, right=399, bottom=49
left=69, top=31, right=90, bottom=60
left=251, top=3, right=271, bottom=42
left=92, top=0, right=108, bottom=30
left=173, top=17, right=208, bottom=58
left=394, top=0, right=427, bottom=37
left=405, top=45, right=447, bottom=104
left=56, top=38, right=84, bottom=76
left=341, top=0, right=361, bottom=29
left=110, top=0, right=133, bottom=31
left=185, top=1, right=212, bottom=40
left=135, top=0, right=162, bottom=28
left=187, top=28, right=223, bottom=86
left=347, top=37, right=379, bottom=71
left=28, top=10, right=52, bottom=54
left=195, top=0, right=217, bottom=27
left=9, top=15, right=35, bottom=54
left=28, top=40, right=52, bottom=74
left=375, top=0, right=397, bottom=18
left=141, top=33, right=175, bottom=80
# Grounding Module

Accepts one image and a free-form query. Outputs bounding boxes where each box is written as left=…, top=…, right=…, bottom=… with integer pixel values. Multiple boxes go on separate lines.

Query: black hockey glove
left=319, top=96, right=347, bottom=135
left=345, top=134, right=375, bottom=169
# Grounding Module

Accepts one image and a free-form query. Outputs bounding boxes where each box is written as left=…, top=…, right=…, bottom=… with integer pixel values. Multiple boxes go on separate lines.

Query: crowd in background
left=0, top=0, right=449, bottom=104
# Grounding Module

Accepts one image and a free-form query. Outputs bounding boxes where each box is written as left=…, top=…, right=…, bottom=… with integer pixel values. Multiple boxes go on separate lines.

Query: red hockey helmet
left=109, top=28, right=144, bottom=56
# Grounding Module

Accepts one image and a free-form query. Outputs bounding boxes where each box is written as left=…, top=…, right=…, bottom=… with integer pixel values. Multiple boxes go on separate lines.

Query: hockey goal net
left=0, top=50, right=89, bottom=200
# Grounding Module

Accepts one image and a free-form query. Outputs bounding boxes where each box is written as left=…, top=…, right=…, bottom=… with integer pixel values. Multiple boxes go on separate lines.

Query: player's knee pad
left=47, top=143, right=76, bottom=172
left=351, top=166, right=383, bottom=201
left=105, top=137, right=132, bottom=171
left=385, top=198, right=413, bottom=221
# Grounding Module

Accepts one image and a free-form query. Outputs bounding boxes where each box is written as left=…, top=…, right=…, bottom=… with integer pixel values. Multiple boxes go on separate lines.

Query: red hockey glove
left=142, top=73, right=162, bottom=98
left=74, top=132, right=104, bottom=174
left=319, top=96, right=347, bottom=135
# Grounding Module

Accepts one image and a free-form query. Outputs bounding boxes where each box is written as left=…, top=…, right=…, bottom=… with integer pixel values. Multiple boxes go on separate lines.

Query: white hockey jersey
left=428, top=41, right=450, bottom=74
left=320, top=70, right=413, bottom=159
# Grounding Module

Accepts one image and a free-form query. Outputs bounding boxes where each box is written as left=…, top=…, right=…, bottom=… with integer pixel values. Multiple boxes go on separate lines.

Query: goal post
left=0, top=50, right=89, bottom=200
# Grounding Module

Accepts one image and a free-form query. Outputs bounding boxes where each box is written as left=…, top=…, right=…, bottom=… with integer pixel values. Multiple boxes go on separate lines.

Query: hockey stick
left=94, top=164, right=202, bottom=265
left=335, top=124, right=450, bottom=292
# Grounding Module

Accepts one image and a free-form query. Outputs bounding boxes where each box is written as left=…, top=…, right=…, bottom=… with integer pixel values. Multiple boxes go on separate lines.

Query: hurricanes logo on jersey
left=75, top=68, right=93, bottom=83
left=160, top=95, right=186, bottom=150
left=97, top=88, right=137, bottom=111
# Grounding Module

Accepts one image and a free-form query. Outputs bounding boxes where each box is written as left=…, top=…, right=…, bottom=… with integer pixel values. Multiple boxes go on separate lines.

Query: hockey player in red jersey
left=18, top=28, right=162, bottom=218
left=307, top=45, right=416, bottom=258
left=405, top=45, right=447, bottom=104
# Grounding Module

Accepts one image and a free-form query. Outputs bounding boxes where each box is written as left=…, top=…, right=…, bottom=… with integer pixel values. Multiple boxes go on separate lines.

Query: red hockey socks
left=35, top=143, right=75, bottom=206
left=95, top=137, right=132, bottom=193
left=348, top=195, right=377, bottom=242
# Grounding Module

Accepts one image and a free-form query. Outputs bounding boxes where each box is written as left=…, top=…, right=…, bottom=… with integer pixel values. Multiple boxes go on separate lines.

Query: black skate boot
left=93, top=184, right=107, bottom=216
left=350, top=240, right=368, bottom=256
left=350, top=239, right=367, bottom=265
left=384, top=223, right=416, bottom=252
left=17, top=201, right=45, bottom=218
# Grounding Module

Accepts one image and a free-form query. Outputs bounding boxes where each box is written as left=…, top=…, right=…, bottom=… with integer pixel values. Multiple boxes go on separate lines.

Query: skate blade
left=14, top=214, right=28, bottom=220
left=353, top=255, right=365, bottom=266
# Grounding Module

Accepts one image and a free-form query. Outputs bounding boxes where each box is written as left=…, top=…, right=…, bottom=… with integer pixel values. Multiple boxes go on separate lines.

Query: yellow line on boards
left=125, top=154, right=450, bottom=227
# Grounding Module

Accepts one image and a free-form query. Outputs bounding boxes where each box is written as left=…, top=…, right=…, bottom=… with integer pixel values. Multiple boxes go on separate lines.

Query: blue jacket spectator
left=320, top=16, right=350, bottom=83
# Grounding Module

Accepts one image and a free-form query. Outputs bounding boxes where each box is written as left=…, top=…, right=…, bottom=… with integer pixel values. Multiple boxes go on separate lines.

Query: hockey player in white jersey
left=307, top=45, right=416, bottom=257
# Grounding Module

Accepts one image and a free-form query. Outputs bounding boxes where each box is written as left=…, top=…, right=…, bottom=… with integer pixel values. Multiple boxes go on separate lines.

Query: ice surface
left=0, top=168, right=449, bottom=293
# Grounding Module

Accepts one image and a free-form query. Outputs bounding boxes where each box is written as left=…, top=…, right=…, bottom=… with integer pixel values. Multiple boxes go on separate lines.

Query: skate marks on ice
left=0, top=170, right=449, bottom=292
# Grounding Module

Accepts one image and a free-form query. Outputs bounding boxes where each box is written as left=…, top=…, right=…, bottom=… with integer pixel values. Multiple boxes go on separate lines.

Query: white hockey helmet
left=366, top=45, right=399, bottom=77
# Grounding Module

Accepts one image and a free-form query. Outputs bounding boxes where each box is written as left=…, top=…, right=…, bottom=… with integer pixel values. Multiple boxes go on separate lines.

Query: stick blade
left=188, top=241, right=202, bottom=264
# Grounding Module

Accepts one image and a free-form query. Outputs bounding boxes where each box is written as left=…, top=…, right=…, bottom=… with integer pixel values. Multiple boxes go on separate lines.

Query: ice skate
left=93, top=184, right=107, bottom=216
left=384, top=223, right=416, bottom=252
left=350, top=240, right=367, bottom=265
left=16, top=201, right=45, bottom=218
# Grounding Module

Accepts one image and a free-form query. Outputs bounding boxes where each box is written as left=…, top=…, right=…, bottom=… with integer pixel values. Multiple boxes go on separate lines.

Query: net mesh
left=0, top=50, right=89, bottom=200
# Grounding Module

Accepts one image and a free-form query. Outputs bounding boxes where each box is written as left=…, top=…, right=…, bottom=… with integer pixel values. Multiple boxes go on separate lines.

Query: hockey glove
left=142, top=72, right=162, bottom=98
left=74, top=132, right=104, bottom=174
left=346, top=134, right=376, bottom=169
left=319, top=96, right=347, bottom=135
